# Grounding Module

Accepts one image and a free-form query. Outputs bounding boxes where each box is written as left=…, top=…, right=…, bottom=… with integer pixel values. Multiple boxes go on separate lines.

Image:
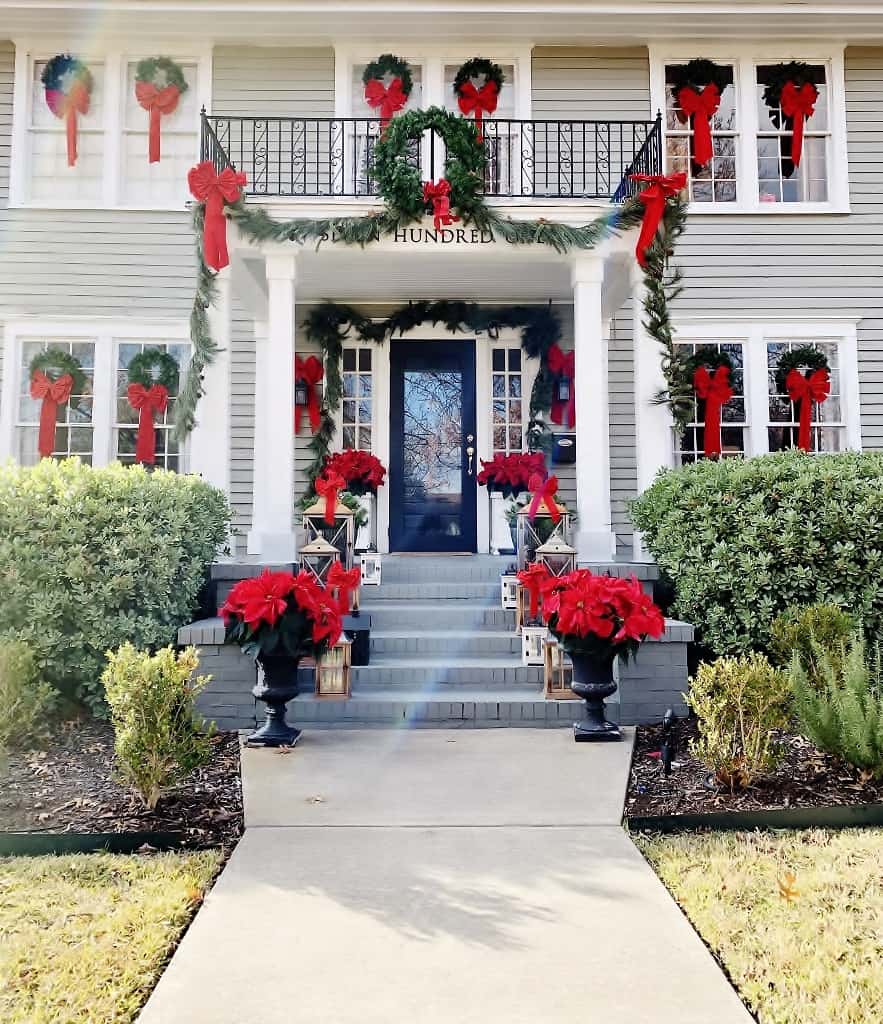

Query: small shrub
left=0, top=639, right=57, bottom=752
left=770, top=603, right=856, bottom=673
left=687, top=653, right=791, bottom=790
left=102, top=644, right=214, bottom=809
left=791, top=633, right=883, bottom=778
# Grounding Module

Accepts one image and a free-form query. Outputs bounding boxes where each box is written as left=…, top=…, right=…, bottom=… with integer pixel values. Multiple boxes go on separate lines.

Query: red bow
left=295, top=355, right=324, bottom=432
left=677, top=84, right=721, bottom=168
left=786, top=367, right=830, bottom=452
left=46, top=80, right=90, bottom=167
left=315, top=472, right=345, bottom=525
left=422, top=179, right=460, bottom=231
left=327, top=561, right=361, bottom=615
left=547, top=344, right=576, bottom=428
left=135, top=81, right=181, bottom=164
left=30, top=371, right=73, bottom=458
left=527, top=473, right=561, bottom=523
left=457, top=80, right=499, bottom=142
left=630, top=172, right=687, bottom=268
left=780, top=80, right=819, bottom=169
left=187, top=161, right=247, bottom=271
left=127, top=383, right=169, bottom=465
left=693, top=365, right=734, bottom=459
left=364, top=76, right=408, bottom=129
left=517, top=562, right=552, bottom=622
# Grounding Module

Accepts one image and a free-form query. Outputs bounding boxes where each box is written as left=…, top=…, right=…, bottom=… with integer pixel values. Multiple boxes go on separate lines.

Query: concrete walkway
left=138, top=730, right=751, bottom=1024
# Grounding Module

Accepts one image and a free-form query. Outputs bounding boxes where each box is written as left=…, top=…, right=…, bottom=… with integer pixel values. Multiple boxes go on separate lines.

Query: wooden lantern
left=535, top=537, right=577, bottom=579
left=303, top=497, right=355, bottom=569
left=298, top=536, right=340, bottom=586
left=500, top=573, right=518, bottom=610
left=315, top=635, right=352, bottom=698
left=360, top=549, right=382, bottom=586
left=543, top=638, right=579, bottom=699
left=522, top=624, right=547, bottom=666
left=516, top=502, right=571, bottom=571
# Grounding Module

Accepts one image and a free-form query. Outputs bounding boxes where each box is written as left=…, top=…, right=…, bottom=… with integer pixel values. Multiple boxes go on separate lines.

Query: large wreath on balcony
left=453, top=58, right=505, bottom=142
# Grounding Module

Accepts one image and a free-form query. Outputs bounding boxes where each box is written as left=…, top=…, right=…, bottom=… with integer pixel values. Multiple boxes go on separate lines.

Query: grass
left=0, top=850, right=222, bottom=1024
left=635, top=828, right=883, bottom=1024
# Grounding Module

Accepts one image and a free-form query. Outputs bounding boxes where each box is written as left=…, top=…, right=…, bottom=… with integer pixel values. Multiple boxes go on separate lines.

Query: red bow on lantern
left=295, top=355, right=324, bottom=432
left=457, top=80, right=499, bottom=143
left=327, top=561, right=361, bottom=615
left=517, top=562, right=552, bottom=622
left=780, top=80, right=819, bottom=169
left=630, top=172, right=688, bottom=268
left=29, top=371, right=73, bottom=459
left=127, top=383, right=169, bottom=465
left=46, top=79, right=90, bottom=167
left=135, top=81, right=181, bottom=164
left=786, top=367, right=830, bottom=452
left=677, top=83, right=721, bottom=168
left=364, top=76, right=408, bottom=129
left=422, top=179, right=460, bottom=231
left=187, top=161, right=247, bottom=271
left=315, top=471, right=345, bottom=525
left=547, top=343, right=576, bottom=428
left=693, top=365, right=734, bottom=459
left=527, top=473, right=561, bottom=523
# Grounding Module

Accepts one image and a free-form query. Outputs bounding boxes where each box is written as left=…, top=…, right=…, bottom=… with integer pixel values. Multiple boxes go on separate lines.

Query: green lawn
left=0, top=850, right=222, bottom=1024
left=635, top=828, right=883, bottom=1024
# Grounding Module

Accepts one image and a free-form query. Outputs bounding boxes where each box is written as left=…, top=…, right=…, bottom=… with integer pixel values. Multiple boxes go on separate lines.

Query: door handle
left=466, top=445, right=475, bottom=475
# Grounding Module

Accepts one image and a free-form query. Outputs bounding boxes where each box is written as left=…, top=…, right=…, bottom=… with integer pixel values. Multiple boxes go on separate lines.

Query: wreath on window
left=775, top=346, right=830, bottom=452
left=762, top=61, right=819, bottom=174
left=28, top=348, right=86, bottom=459
left=126, top=349, right=179, bottom=465
left=41, top=54, right=93, bottom=168
left=685, top=347, right=734, bottom=460
left=453, top=58, right=505, bottom=142
left=669, top=59, right=730, bottom=170
left=135, top=57, right=189, bottom=164
left=362, top=54, right=413, bottom=128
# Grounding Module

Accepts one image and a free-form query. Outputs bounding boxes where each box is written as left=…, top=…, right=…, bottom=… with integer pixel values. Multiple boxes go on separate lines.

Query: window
left=673, top=341, right=746, bottom=463
left=341, top=347, right=373, bottom=451
left=491, top=346, right=524, bottom=454
left=115, top=341, right=189, bottom=470
left=766, top=340, right=843, bottom=452
left=444, top=63, right=516, bottom=195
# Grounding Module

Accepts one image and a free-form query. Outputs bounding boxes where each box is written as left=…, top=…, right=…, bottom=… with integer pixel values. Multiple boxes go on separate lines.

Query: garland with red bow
left=527, top=473, right=562, bottom=523
left=126, top=348, right=179, bottom=465
left=295, top=355, right=324, bottom=432
left=547, top=343, right=575, bottom=428
left=669, top=59, right=730, bottom=169
left=188, top=161, right=247, bottom=271
left=422, top=179, right=460, bottom=230
left=135, top=57, right=188, bottom=164
left=41, top=55, right=93, bottom=168
left=631, top=173, right=687, bottom=268
left=28, top=349, right=86, bottom=459
left=453, top=58, right=504, bottom=143
left=762, top=62, right=820, bottom=172
left=327, top=561, right=362, bottom=615
left=362, top=54, right=413, bottom=130
left=777, top=346, right=831, bottom=452
left=687, top=349, right=734, bottom=459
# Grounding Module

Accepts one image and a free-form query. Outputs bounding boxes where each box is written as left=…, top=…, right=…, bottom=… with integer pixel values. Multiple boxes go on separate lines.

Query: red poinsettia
left=477, top=452, right=547, bottom=497
left=221, top=569, right=343, bottom=659
left=322, top=449, right=387, bottom=496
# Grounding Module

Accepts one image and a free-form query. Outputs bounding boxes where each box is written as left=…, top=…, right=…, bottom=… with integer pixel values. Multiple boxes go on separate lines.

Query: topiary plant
left=770, top=603, right=856, bottom=674
left=0, top=638, right=57, bottom=753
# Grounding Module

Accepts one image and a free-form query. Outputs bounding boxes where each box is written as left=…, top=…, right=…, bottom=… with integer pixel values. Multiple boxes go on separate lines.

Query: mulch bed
left=626, top=717, right=883, bottom=818
left=0, top=719, right=243, bottom=850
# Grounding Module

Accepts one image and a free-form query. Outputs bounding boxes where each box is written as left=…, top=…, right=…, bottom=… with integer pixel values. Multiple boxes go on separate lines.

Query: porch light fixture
left=521, top=623, right=547, bottom=666
left=298, top=536, right=340, bottom=586
left=315, top=634, right=353, bottom=699
left=516, top=502, right=572, bottom=571
left=295, top=378, right=309, bottom=409
left=535, top=537, right=577, bottom=579
left=303, top=497, right=356, bottom=569
left=556, top=377, right=571, bottom=403
left=360, top=548, right=382, bottom=587
left=500, top=571, right=519, bottom=610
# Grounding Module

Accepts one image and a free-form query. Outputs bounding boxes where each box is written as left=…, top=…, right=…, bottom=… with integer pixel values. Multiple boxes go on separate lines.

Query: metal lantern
left=298, top=536, right=340, bottom=586
left=315, top=634, right=352, bottom=699
left=295, top=379, right=309, bottom=409
left=557, top=377, right=571, bottom=402
left=522, top=624, right=547, bottom=666
left=535, top=537, right=577, bottom=579
left=543, top=638, right=579, bottom=700
left=500, top=573, right=519, bottom=610
left=360, top=548, right=382, bottom=586
left=303, top=497, right=355, bottom=569
left=516, top=501, right=572, bottom=571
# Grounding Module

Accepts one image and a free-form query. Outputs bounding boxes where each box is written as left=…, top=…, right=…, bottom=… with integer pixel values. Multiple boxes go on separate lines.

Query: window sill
left=686, top=201, right=850, bottom=216
left=8, top=201, right=191, bottom=214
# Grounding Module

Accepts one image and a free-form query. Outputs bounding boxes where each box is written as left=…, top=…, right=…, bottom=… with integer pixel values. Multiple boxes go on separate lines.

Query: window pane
left=358, top=348, right=372, bottom=371
left=342, top=349, right=356, bottom=371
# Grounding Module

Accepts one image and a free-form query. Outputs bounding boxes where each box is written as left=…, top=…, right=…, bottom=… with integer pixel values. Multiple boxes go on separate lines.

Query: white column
left=189, top=266, right=231, bottom=495
left=572, top=256, right=616, bottom=562
left=247, top=252, right=298, bottom=562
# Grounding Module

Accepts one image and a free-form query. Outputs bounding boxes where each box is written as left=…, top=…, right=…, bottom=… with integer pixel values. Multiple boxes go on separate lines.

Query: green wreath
left=685, top=346, right=734, bottom=378
left=127, top=348, right=180, bottom=393
left=762, top=61, right=818, bottom=112
left=453, top=57, right=505, bottom=97
left=362, top=53, right=413, bottom=98
left=668, top=58, right=731, bottom=97
left=373, top=106, right=486, bottom=221
left=135, top=56, right=189, bottom=93
left=29, top=348, right=86, bottom=398
left=775, top=345, right=829, bottom=394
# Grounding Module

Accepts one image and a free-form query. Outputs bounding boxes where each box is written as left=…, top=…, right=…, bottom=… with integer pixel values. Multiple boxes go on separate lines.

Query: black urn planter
left=569, top=651, right=622, bottom=742
left=249, top=652, right=302, bottom=747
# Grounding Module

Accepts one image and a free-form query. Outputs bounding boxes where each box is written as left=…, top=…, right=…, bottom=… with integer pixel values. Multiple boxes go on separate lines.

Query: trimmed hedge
left=630, top=451, right=883, bottom=655
left=0, top=459, right=231, bottom=714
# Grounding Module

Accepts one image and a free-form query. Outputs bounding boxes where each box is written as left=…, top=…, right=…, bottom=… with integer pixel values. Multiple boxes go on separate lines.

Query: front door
left=389, top=340, right=477, bottom=552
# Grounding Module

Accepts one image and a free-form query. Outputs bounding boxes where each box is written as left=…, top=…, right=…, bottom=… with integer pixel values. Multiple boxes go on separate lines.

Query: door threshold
left=390, top=551, right=477, bottom=556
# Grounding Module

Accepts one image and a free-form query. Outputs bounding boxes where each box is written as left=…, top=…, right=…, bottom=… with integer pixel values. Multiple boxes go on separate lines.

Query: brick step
left=369, top=630, right=522, bottom=656
left=360, top=602, right=514, bottom=631
left=348, top=656, right=545, bottom=687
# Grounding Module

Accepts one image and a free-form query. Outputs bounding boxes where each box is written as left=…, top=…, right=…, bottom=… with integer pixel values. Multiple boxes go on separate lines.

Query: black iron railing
left=200, top=110, right=662, bottom=202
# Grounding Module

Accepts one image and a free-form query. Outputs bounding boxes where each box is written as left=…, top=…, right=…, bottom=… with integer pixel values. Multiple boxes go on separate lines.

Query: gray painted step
left=365, top=581, right=502, bottom=601
left=349, top=656, right=545, bottom=688
left=375, top=555, right=511, bottom=583
left=370, top=631, right=522, bottom=656
left=361, top=602, right=514, bottom=631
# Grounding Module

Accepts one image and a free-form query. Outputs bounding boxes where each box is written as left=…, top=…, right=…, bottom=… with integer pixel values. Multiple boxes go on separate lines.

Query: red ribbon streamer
left=457, top=80, right=499, bottom=143
left=364, top=76, right=408, bottom=129
left=135, top=81, right=180, bottom=164
left=677, top=84, right=721, bottom=168
left=327, top=561, right=361, bottom=615
left=693, top=365, right=734, bottom=459
left=127, top=383, right=169, bottom=465
left=422, top=179, right=460, bottom=231
left=780, top=80, right=819, bottom=168
left=786, top=367, right=830, bottom=452
left=295, top=355, right=324, bottom=432
left=547, top=343, right=576, bottom=428
left=47, top=80, right=90, bottom=167
left=630, top=172, right=687, bottom=267
left=30, top=371, right=73, bottom=458
left=527, top=473, right=561, bottom=523
left=315, top=472, right=345, bottom=526
left=187, top=161, right=247, bottom=271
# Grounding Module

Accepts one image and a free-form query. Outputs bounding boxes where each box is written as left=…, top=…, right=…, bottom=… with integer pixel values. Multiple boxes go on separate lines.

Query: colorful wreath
left=126, top=349, right=179, bottom=465
left=135, top=57, right=189, bottom=164
left=41, top=54, right=93, bottom=167
left=453, top=57, right=505, bottom=142
left=28, top=348, right=86, bottom=459
left=685, top=348, right=735, bottom=460
left=762, top=61, right=820, bottom=172
left=362, top=54, right=413, bottom=128
left=669, top=59, right=731, bottom=169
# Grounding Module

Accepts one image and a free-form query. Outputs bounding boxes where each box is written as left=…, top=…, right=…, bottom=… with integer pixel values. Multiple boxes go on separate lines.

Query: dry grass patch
left=0, top=850, right=221, bottom=1024
left=635, top=828, right=883, bottom=1024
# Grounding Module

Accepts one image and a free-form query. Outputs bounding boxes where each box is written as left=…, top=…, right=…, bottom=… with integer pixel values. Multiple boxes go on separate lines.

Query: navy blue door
left=389, top=340, right=477, bottom=552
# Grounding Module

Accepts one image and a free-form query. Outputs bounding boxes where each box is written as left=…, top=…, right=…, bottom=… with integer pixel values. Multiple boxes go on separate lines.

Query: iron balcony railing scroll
left=199, top=109, right=662, bottom=202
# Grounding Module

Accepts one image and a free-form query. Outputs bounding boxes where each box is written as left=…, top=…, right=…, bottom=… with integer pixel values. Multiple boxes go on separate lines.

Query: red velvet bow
left=457, top=80, right=499, bottom=142
left=422, top=179, right=460, bottom=231
left=677, top=83, right=721, bottom=168
left=187, top=161, right=247, bottom=271
left=547, top=343, right=576, bottom=428
left=315, top=472, right=345, bottom=525
left=135, top=81, right=181, bottom=164
left=327, top=561, right=361, bottom=615
left=786, top=367, right=830, bottom=452
left=127, top=383, right=169, bottom=465
left=527, top=473, right=561, bottom=523
left=46, top=80, right=90, bottom=167
left=517, top=562, right=552, bottom=622
left=364, top=76, right=408, bottom=129
left=693, top=365, right=734, bottom=459
left=295, top=355, right=324, bottom=432
left=30, top=371, right=73, bottom=458
left=630, top=172, right=688, bottom=268
left=780, top=80, right=819, bottom=169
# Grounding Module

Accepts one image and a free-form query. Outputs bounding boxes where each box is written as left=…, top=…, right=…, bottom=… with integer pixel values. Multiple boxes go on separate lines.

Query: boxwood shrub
left=0, top=459, right=231, bottom=714
left=630, top=451, right=883, bottom=655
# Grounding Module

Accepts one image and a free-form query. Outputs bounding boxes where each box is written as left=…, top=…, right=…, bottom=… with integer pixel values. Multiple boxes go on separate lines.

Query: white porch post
left=572, top=256, right=616, bottom=562
left=247, top=252, right=298, bottom=562
left=189, top=266, right=231, bottom=495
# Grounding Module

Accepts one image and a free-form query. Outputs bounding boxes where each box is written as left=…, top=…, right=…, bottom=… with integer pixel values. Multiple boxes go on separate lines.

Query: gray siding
left=531, top=46, right=650, bottom=121
left=212, top=46, right=334, bottom=116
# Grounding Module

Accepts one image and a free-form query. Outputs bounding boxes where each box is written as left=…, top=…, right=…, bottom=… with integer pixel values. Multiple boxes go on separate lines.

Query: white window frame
left=0, top=318, right=191, bottom=466
left=333, top=339, right=379, bottom=454
left=9, top=41, right=212, bottom=210
left=649, top=43, right=850, bottom=214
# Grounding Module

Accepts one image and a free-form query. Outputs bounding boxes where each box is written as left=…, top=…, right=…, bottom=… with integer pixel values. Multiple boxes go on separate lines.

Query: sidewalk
left=138, top=730, right=751, bottom=1024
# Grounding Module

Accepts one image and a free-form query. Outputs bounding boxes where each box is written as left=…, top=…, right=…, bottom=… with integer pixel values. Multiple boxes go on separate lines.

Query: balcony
left=200, top=111, right=662, bottom=203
